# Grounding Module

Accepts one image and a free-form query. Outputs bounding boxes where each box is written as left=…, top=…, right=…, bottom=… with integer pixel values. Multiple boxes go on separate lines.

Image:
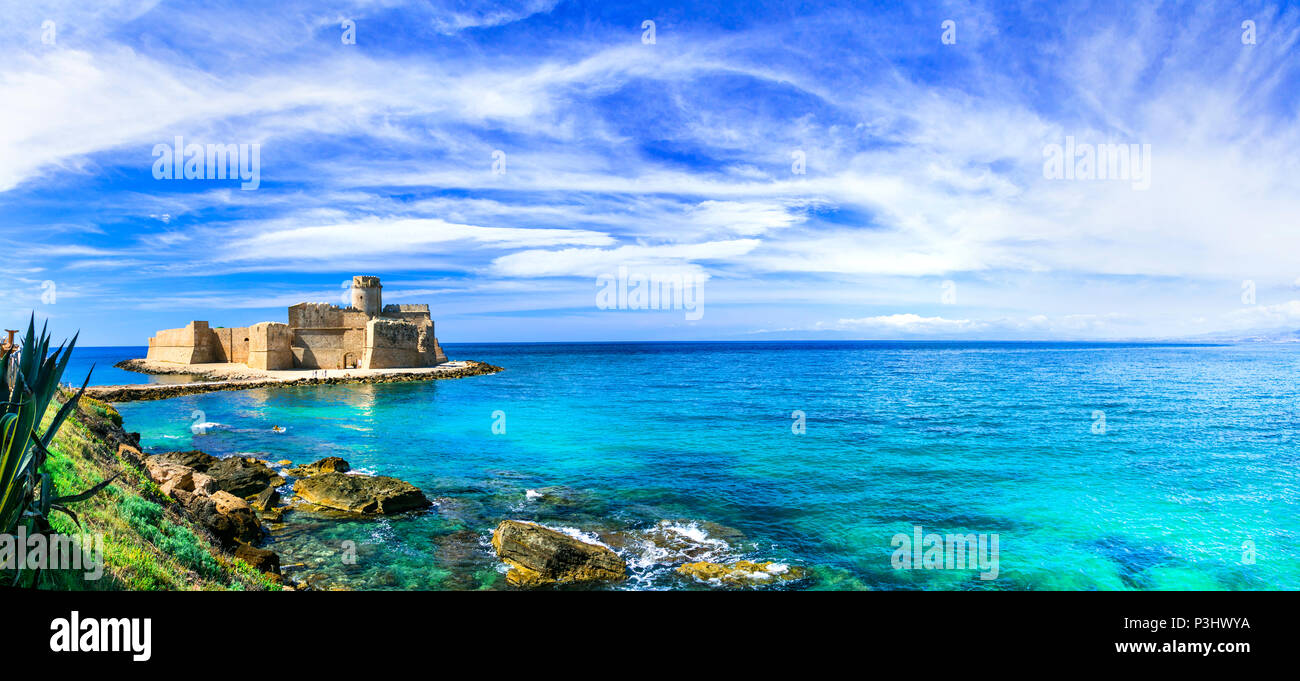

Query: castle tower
left=350, top=275, right=383, bottom=317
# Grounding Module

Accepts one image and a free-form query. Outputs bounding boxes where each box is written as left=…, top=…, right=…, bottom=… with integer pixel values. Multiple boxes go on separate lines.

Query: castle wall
left=146, top=321, right=218, bottom=364
left=229, top=328, right=249, bottom=364
left=247, top=322, right=292, bottom=370
left=380, top=305, right=444, bottom=364
left=362, top=319, right=422, bottom=369
left=288, top=303, right=368, bottom=369
left=210, top=327, right=230, bottom=363
left=428, top=336, right=448, bottom=366
left=382, top=304, right=431, bottom=323
left=288, top=302, right=345, bottom=329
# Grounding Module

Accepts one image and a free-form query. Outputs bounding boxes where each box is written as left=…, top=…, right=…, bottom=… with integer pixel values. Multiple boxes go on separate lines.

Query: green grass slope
left=30, top=392, right=280, bottom=591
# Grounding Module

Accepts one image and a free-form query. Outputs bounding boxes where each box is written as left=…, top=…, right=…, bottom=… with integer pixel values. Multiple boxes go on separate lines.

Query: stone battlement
left=383, top=304, right=429, bottom=313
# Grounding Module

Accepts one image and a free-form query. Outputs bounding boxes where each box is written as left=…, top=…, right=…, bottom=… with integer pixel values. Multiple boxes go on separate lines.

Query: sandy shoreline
left=86, top=358, right=504, bottom=402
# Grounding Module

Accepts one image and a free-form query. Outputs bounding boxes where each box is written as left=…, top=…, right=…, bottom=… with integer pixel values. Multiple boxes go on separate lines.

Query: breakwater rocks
left=90, top=360, right=505, bottom=402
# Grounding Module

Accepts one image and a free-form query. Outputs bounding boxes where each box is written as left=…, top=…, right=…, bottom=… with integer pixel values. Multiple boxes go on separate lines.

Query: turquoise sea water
left=74, top=342, right=1300, bottom=590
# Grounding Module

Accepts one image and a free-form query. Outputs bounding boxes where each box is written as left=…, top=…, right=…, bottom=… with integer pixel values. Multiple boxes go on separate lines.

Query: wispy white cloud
left=834, top=314, right=986, bottom=334
left=7, top=1, right=1300, bottom=343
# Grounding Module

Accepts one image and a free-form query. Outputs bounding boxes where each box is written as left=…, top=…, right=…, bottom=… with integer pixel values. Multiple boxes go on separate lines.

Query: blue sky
left=4, top=0, right=1300, bottom=345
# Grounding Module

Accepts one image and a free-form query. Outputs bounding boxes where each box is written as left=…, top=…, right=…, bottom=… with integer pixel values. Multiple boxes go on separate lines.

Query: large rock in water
left=253, top=486, right=280, bottom=512
left=149, top=451, right=284, bottom=497
left=676, top=560, right=807, bottom=587
left=491, top=520, right=626, bottom=587
left=286, top=456, right=350, bottom=477
left=293, top=473, right=431, bottom=514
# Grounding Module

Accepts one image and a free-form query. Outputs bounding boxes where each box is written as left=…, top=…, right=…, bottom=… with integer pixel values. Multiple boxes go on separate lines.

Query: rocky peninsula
left=89, top=359, right=504, bottom=402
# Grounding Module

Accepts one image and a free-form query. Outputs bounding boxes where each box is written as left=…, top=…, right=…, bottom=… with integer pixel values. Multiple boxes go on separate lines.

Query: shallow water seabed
left=101, top=341, right=1300, bottom=590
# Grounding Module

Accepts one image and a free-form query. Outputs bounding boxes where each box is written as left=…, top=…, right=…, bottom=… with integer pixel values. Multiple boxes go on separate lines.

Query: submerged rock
left=523, top=485, right=600, bottom=510
left=286, top=456, right=350, bottom=477
left=612, top=519, right=744, bottom=564
left=293, top=472, right=431, bottom=515
left=491, top=520, right=626, bottom=587
left=677, top=560, right=807, bottom=587
left=431, top=496, right=489, bottom=526
left=433, top=529, right=492, bottom=589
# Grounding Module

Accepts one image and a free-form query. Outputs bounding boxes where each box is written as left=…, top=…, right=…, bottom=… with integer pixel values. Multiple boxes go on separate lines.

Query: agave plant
left=1, top=316, right=116, bottom=579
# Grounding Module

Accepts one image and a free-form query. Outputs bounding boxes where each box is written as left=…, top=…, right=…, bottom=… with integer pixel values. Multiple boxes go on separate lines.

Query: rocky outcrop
left=171, top=489, right=262, bottom=546
left=93, top=361, right=506, bottom=403
left=148, top=450, right=284, bottom=497
left=148, top=450, right=212, bottom=470
left=51, top=391, right=282, bottom=590
left=491, top=520, right=626, bottom=587
left=204, top=457, right=285, bottom=497
left=253, top=487, right=280, bottom=512
left=676, top=560, right=807, bottom=586
left=286, top=456, right=350, bottom=477
left=293, top=473, right=431, bottom=515
left=147, top=460, right=217, bottom=498
left=144, top=452, right=267, bottom=547
left=235, top=542, right=281, bottom=575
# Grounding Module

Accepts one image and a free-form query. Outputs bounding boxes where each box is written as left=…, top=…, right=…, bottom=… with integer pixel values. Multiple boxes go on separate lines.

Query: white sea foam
left=525, top=489, right=542, bottom=501
left=662, top=520, right=721, bottom=546
left=368, top=518, right=394, bottom=543
left=535, top=522, right=612, bottom=549
left=622, top=520, right=734, bottom=574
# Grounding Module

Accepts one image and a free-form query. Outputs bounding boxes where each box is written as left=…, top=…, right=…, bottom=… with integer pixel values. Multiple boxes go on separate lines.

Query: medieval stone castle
left=145, top=276, right=447, bottom=370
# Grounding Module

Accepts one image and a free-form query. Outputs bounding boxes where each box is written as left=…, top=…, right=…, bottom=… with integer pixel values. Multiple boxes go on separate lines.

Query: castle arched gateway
left=144, top=275, right=448, bottom=370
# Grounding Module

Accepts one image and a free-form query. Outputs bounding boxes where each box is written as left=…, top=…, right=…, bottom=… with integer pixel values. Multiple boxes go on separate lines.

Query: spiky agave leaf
left=1, top=316, right=105, bottom=536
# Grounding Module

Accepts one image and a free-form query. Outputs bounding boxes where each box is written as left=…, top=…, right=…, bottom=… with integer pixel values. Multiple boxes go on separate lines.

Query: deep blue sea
left=68, top=342, right=1300, bottom=590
